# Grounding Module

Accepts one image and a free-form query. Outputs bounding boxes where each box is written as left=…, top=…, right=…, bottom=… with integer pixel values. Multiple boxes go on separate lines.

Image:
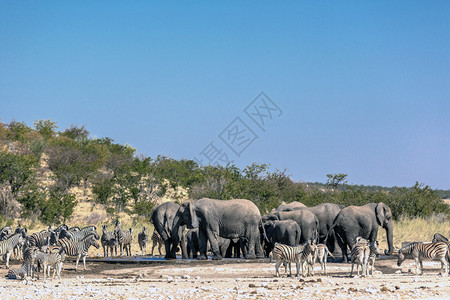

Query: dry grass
left=376, top=214, right=450, bottom=251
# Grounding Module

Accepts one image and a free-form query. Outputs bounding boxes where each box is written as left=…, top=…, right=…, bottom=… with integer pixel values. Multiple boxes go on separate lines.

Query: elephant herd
left=150, top=198, right=395, bottom=262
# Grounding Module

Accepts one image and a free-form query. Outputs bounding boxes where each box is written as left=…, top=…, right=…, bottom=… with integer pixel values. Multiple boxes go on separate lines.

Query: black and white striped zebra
left=35, top=248, right=65, bottom=280
left=151, top=230, right=163, bottom=256
left=22, top=244, right=39, bottom=278
left=27, top=230, right=51, bottom=248
left=350, top=240, right=370, bottom=277
left=0, top=226, right=13, bottom=241
left=0, top=231, right=27, bottom=268
left=101, top=225, right=114, bottom=257
left=432, top=233, right=450, bottom=266
left=5, top=263, right=29, bottom=280
left=397, top=241, right=449, bottom=276
left=57, top=233, right=100, bottom=271
left=315, top=244, right=334, bottom=275
left=138, top=227, right=148, bottom=255
left=114, top=221, right=133, bottom=256
left=271, top=242, right=304, bottom=277
left=300, top=242, right=317, bottom=277
left=366, top=240, right=381, bottom=276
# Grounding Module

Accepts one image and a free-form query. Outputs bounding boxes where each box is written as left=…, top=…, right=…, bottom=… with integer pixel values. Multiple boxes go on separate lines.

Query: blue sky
left=1, top=1, right=449, bottom=189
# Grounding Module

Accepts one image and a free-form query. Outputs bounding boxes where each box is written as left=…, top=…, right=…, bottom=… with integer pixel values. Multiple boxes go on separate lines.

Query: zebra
left=109, top=237, right=118, bottom=257
left=271, top=242, right=304, bottom=277
left=27, top=230, right=51, bottom=248
left=367, top=240, right=381, bottom=276
left=35, top=248, right=65, bottom=280
left=101, top=225, right=114, bottom=257
left=13, top=226, right=26, bottom=259
left=151, top=229, right=163, bottom=256
left=432, top=233, right=450, bottom=266
left=138, top=227, right=148, bottom=255
left=57, top=233, right=100, bottom=271
left=0, top=231, right=27, bottom=268
left=397, top=241, right=449, bottom=276
left=122, top=228, right=133, bottom=256
left=0, top=226, right=13, bottom=240
left=316, top=243, right=334, bottom=275
left=5, top=263, right=29, bottom=280
left=300, top=242, right=317, bottom=277
left=59, top=226, right=99, bottom=242
left=114, top=221, right=133, bottom=256
left=22, top=244, right=39, bottom=278
left=350, top=240, right=370, bottom=277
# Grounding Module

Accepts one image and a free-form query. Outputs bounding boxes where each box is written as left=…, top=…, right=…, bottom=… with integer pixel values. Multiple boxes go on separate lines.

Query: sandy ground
left=0, top=256, right=449, bottom=300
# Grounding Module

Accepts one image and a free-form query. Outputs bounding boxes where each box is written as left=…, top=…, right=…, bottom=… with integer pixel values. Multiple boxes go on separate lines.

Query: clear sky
left=1, top=1, right=449, bottom=189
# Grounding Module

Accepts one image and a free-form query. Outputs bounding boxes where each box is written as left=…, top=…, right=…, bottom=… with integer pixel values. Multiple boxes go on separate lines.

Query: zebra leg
left=158, top=242, right=162, bottom=256
left=83, top=255, right=87, bottom=270
left=75, top=255, right=80, bottom=271
left=275, top=260, right=281, bottom=277
left=151, top=243, right=155, bottom=256
left=5, top=251, right=12, bottom=269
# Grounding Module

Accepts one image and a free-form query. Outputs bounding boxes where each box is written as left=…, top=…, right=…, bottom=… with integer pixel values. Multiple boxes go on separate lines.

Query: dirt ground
left=0, top=256, right=449, bottom=299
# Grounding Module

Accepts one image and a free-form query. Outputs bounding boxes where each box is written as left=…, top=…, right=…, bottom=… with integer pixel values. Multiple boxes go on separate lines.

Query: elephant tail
left=260, top=219, right=269, bottom=243
left=325, top=224, right=337, bottom=253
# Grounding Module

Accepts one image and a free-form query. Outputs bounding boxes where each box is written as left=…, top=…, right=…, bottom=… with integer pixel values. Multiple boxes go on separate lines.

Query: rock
left=249, top=283, right=256, bottom=288
left=181, top=275, right=190, bottom=279
left=380, top=286, right=390, bottom=292
left=167, top=276, right=174, bottom=282
left=194, top=276, right=200, bottom=280
left=395, top=270, right=402, bottom=274
left=394, top=286, right=401, bottom=290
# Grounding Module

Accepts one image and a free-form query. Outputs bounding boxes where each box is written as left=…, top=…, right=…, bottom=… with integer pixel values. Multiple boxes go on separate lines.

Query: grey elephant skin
left=150, top=202, right=187, bottom=259
left=172, top=198, right=264, bottom=260
left=276, top=201, right=306, bottom=211
left=185, top=228, right=231, bottom=259
left=329, top=202, right=394, bottom=262
left=277, top=203, right=344, bottom=244
left=264, top=209, right=319, bottom=244
left=262, top=219, right=301, bottom=257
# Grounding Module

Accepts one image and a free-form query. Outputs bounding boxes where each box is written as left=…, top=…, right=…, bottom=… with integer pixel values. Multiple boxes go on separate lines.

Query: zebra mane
left=400, top=242, right=420, bottom=254
left=432, top=233, right=448, bottom=243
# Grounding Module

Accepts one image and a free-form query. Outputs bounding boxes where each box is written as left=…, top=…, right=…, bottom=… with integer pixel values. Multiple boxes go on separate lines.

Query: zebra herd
left=271, top=232, right=450, bottom=278
left=1, top=224, right=100, bottom=280
left=100, top=221, right=163, bottom=258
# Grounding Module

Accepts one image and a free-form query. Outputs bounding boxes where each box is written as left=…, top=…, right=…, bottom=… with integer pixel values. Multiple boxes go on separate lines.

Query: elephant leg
left=207, top=231, right=222, bottom=260
left=219, top=238, right=230, bottom=258
left=255, top=236, right=264, bottom=259
left=336, top=233, right=349, bottom=263
left=179, top=227, right=188, bottom=259
left=198, top=230, right=208, bottom=260
left=163, top=239, right=175, bottom=259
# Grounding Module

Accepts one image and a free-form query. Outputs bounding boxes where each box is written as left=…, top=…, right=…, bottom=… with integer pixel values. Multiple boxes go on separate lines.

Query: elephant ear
left=189, top=202, right=200, bottom=228
left=375, top=202, right=386, bottom=226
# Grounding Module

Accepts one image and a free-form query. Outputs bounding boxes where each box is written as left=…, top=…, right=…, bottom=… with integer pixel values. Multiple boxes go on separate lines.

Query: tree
left=33, top=119, right=58, bottom=140
left=326, top=173, right=348, bottom=189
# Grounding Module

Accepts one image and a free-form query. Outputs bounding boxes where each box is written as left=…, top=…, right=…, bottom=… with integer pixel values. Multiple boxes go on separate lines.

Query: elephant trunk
left=384, top=224, right=394, bottom=255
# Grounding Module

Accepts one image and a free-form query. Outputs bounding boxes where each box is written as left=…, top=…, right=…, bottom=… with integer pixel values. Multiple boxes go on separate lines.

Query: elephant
left=328, top=202, right=394, bottom=262
left=264, top=209, right=318, bottom=244
left=276, top=201, right=306, bottom=211
left=262, top=219, right=301, bottom=257
left=150, top=202, right=187, bottom=259
left=185, top=228, right=231, bottom=259
left=172, top=198, right=264, bottom=260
